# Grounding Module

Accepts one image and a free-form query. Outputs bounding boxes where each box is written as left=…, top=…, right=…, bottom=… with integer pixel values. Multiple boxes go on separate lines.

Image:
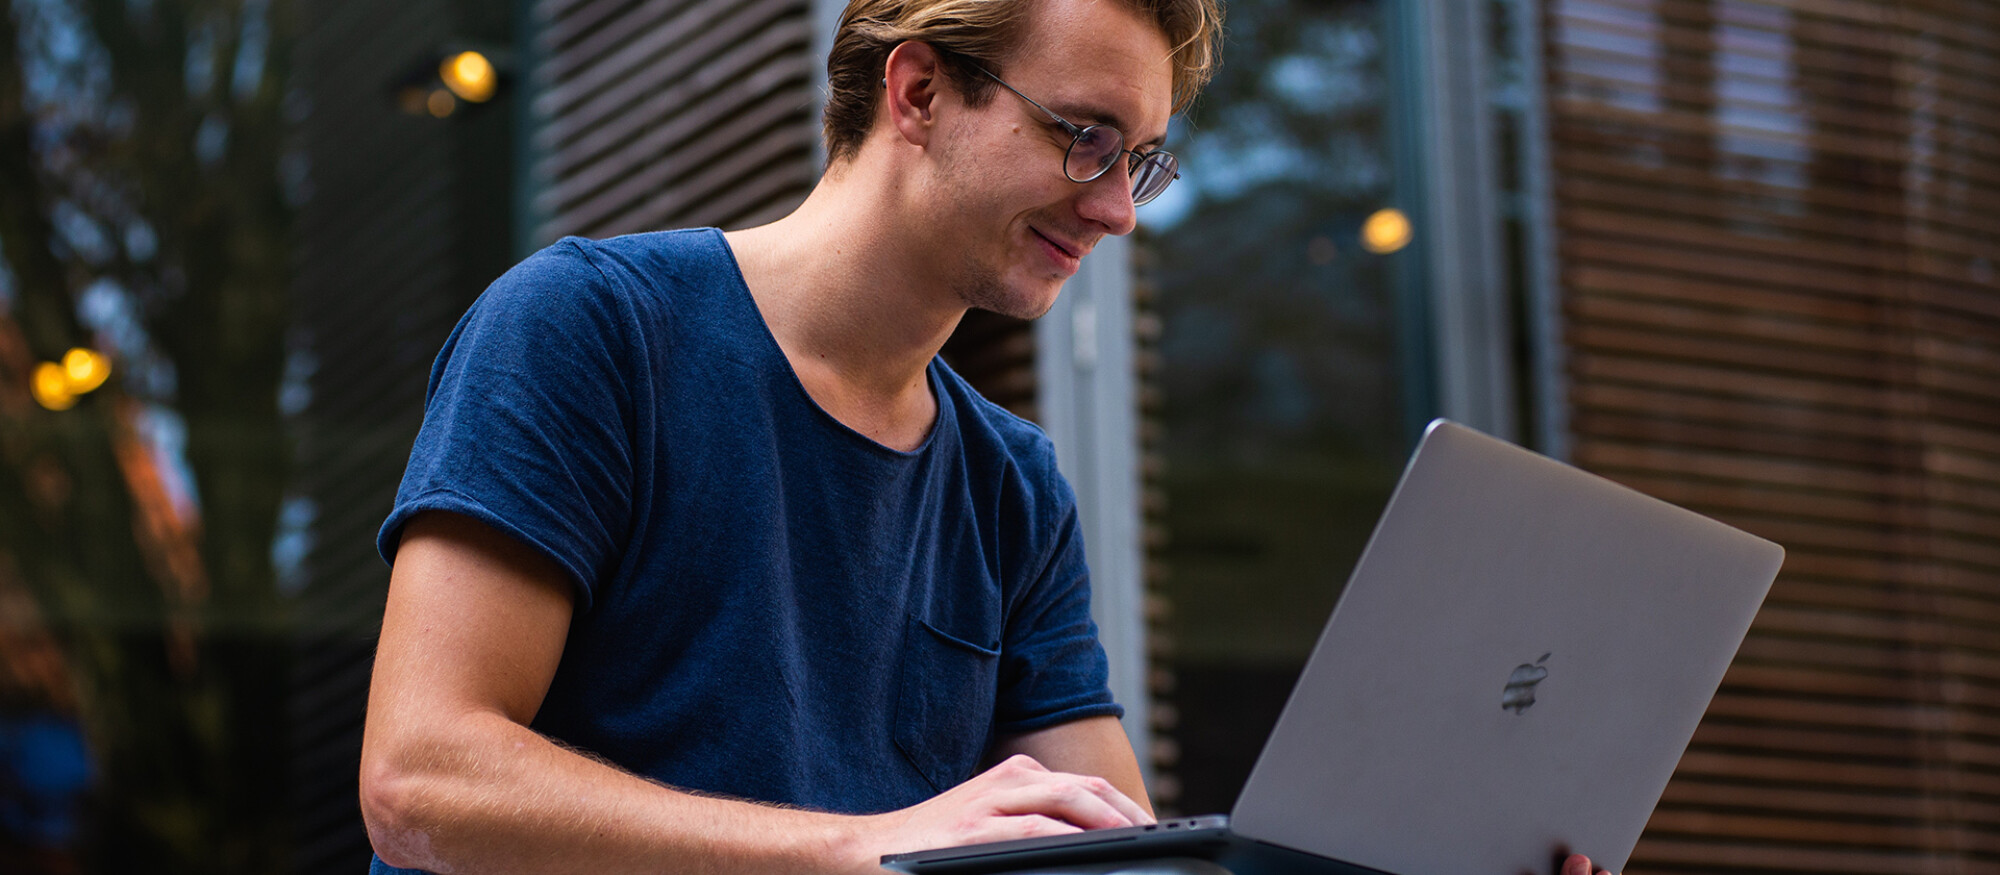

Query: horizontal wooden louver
left=527, top=0, right=1051, bottom=429
left=291, top=0, right=494, bottom=869
left=530, top=0, right=817, bottom=239
left=938, top=311, right=1038, bottom=419
left=1544, top=0, right=2000, bottom=871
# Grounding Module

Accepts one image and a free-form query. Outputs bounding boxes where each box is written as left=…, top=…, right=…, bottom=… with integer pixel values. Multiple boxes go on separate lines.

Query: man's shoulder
left=475, top=228, right=738, bottom=326
left=933, top=359, right=1069, bottom=497
left=557, top=227, right=724, bottom=259
left=533, top=228, right=732, bottom=290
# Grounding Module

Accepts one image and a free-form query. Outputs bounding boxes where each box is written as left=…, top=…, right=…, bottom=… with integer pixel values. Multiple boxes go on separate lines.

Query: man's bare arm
left=360, top=511, right=1151, bottom=875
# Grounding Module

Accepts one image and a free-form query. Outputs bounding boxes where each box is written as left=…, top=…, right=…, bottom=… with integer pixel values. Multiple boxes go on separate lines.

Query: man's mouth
left=1036, top=229, right=1081, bottom=258
left=1032, top=228, right=1088, bottom=273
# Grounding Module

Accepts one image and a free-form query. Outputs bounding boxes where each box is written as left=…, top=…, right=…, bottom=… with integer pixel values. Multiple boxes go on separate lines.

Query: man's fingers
left=872, top=760, right=1154, bottom=866
left=985, top=755, right=1147, bottom=825
left=1089, top=774, right=1155, bottom=826
left=1561, top=853, right=1613, bottom=875
left=986, top=756, right=1152, bottom=828
left=990, top=781, right=1128, bottom=828
left=992, top=753, right=1051, bottom=775
left=990, top=773, right=1144, bottom=830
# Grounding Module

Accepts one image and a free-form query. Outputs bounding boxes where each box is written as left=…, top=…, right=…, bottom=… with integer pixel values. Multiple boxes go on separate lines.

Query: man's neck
left=723, top=163, right=966, bottom=452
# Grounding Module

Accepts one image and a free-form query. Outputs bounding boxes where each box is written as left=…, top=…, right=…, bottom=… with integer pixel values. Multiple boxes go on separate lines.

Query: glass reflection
left=1, top=0, right=295, bottom=869
left=1141, top=0, right=1409, bottom=814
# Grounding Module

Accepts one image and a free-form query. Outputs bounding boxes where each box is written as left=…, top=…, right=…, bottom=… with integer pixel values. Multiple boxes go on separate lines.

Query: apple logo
left=1502, top=653, right=1552, bottom=714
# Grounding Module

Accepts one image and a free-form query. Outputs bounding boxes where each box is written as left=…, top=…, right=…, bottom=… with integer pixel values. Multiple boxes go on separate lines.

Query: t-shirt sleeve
left=992, top=462, right=1125, bottom=734
left=377, top=239, right=641, bottom=612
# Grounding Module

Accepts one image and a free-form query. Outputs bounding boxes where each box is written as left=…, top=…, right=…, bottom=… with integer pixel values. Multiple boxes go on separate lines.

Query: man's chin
left=1000, top=287, right=1065, bottom=321
left=957, top=274, right=1067, bottom=321
left=1016, top=280, right=1067, bottom=320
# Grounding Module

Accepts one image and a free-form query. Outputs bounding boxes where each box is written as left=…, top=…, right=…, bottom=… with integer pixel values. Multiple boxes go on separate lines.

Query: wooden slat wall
left=938, top=310, right=1039, bottom=419
left=529, top=0, right=818, bottom=239
left=290, top=0, right=498, bottom=869
left=1543, top=0, right=2000, bottom=871
left=1134, top=245, right=1178, bottom=810
left=526, top=0, right=1051, bottom=435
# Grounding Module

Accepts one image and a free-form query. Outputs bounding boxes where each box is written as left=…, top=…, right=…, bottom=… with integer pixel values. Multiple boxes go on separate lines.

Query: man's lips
left=1032, top=228, right=1089, bottom=272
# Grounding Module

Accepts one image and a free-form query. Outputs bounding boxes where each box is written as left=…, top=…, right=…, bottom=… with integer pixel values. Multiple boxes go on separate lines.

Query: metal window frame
left=1390, top=0, right=1518, bottom=442
left=1386, top=0, right=1566, bottom=455
left=1506, top=0, right=1570, bottom=460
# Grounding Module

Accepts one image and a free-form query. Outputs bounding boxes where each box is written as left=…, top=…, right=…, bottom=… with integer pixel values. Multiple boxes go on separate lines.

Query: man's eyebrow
left=1047, top=100, right=1168, bottom=150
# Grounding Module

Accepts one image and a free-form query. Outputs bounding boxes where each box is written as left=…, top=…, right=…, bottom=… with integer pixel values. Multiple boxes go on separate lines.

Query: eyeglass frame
left=967, top=64, right=1180, bottom=206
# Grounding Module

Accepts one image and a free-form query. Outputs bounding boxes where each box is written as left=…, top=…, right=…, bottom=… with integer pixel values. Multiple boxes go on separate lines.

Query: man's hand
left=1562, top=852, right=1617, bottom=875
left=849, top=754, right=1155, bottom=871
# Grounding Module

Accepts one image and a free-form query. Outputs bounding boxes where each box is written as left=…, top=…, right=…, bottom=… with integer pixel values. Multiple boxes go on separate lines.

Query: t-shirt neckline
left=706, top=228, right=950, bottom=460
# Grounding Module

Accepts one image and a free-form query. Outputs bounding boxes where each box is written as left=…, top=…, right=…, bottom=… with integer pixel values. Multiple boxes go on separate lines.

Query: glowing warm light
left=1361, top=208, right=1413, bottom=254
left=32, top=362, right=76, bottom=411
left=30, top=348, right=113, bottom=410
left=61, top=347, right=112, bottom=394
left=427, top=89, right=457, bottom=118
left=440, top=51, right=497, bottom=103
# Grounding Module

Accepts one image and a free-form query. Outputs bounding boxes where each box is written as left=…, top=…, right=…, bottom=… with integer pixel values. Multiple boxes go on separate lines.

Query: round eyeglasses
left=975, top=66, right=1180, bottom=207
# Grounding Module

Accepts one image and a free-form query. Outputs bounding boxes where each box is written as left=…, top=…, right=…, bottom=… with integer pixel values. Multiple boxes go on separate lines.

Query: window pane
left=1140, top=0, right=1415, bottom=815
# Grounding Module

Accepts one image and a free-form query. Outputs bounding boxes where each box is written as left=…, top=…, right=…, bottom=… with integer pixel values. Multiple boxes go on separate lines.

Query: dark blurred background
left=0, top=0, right=1995, bottom=872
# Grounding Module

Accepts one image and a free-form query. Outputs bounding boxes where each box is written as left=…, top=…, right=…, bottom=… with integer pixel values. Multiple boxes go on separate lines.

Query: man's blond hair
left=822, top=0, right=1223, bottom=163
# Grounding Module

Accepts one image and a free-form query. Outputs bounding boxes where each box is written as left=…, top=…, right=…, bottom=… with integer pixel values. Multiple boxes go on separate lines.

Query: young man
left=360, top=2, right=1615, bottom=875
left=360, top=1, right=1213, bottom=873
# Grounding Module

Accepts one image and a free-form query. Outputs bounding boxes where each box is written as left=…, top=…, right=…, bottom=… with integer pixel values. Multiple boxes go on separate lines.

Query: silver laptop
left=884, top=419, right=1784, bottom=875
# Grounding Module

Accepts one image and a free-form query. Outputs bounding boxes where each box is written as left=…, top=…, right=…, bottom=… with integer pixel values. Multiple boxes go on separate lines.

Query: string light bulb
left=61, top=347, right=111, bottom=394
left=30, top=347, right=112, bottom=411
left=1361, top=208, right=1413, bottom=255
left=440, top=51, right=497, bottom=103
left=31, top=362, right=75, bottom=411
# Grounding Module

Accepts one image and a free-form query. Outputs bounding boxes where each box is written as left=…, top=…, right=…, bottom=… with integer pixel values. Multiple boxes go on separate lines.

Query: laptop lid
left=1230, top=420, right=1783, bottom=875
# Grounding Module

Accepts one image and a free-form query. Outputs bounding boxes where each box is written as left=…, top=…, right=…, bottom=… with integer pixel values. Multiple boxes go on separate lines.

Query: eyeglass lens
left=1130, top=152, right=1177, bottom=205
left=1064, top=126, right=1123, bottom=181
left=1064, top=124, right=1178, bottom=206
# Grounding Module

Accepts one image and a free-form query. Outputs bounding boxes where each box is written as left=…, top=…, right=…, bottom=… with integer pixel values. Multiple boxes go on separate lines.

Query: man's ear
left=883, top=41, right=947, bottom=147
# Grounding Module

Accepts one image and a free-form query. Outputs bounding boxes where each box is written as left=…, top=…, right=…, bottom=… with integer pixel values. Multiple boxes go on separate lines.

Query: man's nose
left=1077, top=164, right=1139, bottom=236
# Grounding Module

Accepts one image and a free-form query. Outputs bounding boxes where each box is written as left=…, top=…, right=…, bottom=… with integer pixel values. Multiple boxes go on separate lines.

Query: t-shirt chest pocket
left=892, top=613, right=1001, bottom=794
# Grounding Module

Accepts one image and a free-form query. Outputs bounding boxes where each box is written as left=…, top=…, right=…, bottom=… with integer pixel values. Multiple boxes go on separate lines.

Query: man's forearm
left=363, top=515, right=1150, bottom=872
left=362, top=515, right=864, bottom=874
left=361, top=710, right=865, bottom=875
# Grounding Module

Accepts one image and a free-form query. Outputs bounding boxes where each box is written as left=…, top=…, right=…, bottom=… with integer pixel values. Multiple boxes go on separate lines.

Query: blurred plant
left=0, top=0, right=296, bottom=870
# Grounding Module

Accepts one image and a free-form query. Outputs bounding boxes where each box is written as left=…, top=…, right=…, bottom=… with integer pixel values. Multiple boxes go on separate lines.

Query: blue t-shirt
left=373, top=229, right=1119, bottom=868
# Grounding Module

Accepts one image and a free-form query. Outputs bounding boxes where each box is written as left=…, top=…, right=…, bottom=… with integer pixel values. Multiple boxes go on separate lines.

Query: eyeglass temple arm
left=977, top=65, right=1175, bottom=171
left=974, top=66, right=1084, bottom=136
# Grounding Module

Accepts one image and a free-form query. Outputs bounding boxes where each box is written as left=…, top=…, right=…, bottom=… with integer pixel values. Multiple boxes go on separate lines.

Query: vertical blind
left=1544, top=0, right=2000, bottom=871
